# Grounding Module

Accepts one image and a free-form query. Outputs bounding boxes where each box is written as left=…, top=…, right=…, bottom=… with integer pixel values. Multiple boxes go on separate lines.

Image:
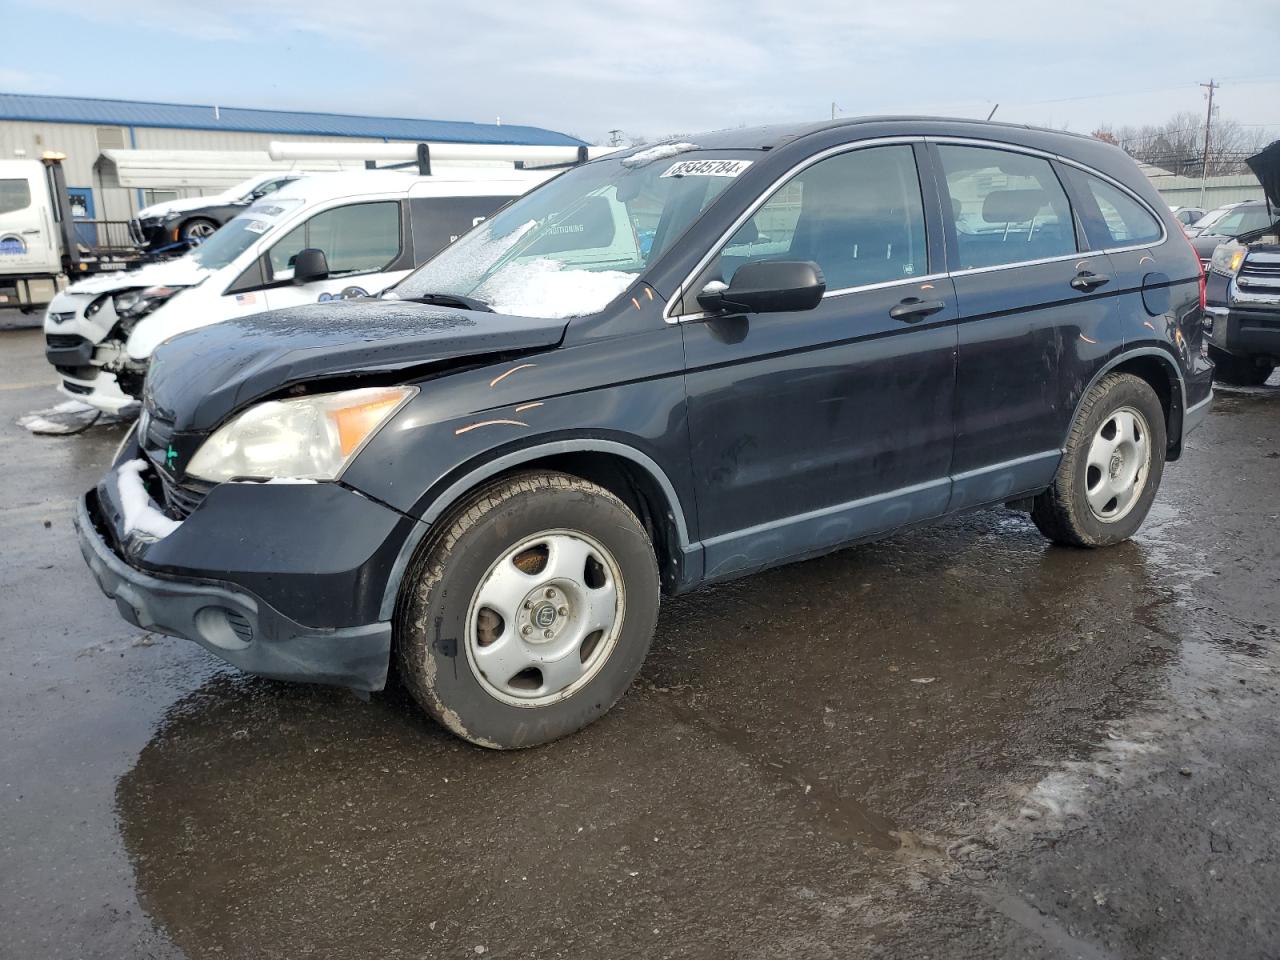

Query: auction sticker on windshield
left=660, top=159, right=753, bottom=178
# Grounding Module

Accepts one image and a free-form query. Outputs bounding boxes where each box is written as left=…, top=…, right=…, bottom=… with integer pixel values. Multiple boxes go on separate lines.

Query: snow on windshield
left=389, top=220, right=536, bottom=297
left=621, top=142, right=700, bottom=169
left=474, top=260, right=636, bottom=319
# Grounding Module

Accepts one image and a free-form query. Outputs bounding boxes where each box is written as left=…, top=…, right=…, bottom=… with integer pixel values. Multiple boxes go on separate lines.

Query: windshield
left=1192, top=206, right=1233, bottom=231
left=1207, top=206, right=1275, bottom=237
left=392, top=149, right=756, bottom=318
left=190, top=198, right=303, bottom=271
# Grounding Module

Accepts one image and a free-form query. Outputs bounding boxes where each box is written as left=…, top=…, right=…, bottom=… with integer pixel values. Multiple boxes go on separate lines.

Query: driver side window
left=266, top=201, right=402, bottom=281
left=712, top=145, right=928, bottom=291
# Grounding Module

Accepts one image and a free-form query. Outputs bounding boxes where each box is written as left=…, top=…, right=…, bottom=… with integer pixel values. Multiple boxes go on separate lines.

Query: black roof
left=668, top=116, right=1095, bottom=151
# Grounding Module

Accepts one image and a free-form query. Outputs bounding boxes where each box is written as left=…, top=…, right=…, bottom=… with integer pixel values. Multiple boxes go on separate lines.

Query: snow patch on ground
left=17, top=399, right=124, bottom=435
left=117, top=460, right=180, bottom=540
left=1009, top=727, right=1164, bottom=824
left=475, top=260, right=637, bottom=319
left=621, top=142, right=700, bottom=168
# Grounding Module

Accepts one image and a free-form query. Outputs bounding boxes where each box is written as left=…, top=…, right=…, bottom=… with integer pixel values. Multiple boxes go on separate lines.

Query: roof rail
left=267, top=140, right=616, bottom=175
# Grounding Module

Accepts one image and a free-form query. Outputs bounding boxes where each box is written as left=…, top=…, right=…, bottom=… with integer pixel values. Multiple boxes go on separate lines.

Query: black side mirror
left=697, top=260, right=826, bottom=314
left=293, top=247, right=329, bottom=284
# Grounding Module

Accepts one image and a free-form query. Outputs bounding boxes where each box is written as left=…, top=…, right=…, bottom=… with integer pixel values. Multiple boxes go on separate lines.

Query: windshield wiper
left=402, top=292, right=493, bottom=313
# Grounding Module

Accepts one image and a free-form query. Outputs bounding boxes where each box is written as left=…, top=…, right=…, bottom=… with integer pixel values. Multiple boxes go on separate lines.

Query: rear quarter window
left=409, top=196, right=514, bottom=264
left=1066, top=170, right=1163, bottom=248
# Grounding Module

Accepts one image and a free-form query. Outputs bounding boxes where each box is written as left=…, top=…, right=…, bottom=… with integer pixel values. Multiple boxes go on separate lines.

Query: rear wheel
left=1032, top=373, right=1166, bottom=547
left=395, top=472, right=660, bottom=749
left=1209, top=345, right=1275, bottom=387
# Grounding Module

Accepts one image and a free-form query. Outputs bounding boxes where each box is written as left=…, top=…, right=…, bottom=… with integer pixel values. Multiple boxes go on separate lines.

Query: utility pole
left=831, top=102, right=841, bottom=121
left=607, top=128, right=623, bottom=147
left=1199, top=78, right=1218, bottom=207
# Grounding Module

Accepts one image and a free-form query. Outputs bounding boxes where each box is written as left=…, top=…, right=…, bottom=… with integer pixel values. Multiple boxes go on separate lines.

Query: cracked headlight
left=186, top=386, right=416, bottom=482
left=113, top=285, right=186, bottom=320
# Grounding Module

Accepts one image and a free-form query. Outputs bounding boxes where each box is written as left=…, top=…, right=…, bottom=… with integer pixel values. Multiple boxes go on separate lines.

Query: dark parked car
left=1170, top=205, right=1205, bottom=229
left=77, top=117, right=1212, bottom=748
left=1204, top=142, right=1280, bottom=385
left=130, top=173, right=300, bottom=253
left=1189, top=199, right=1277, bottom=265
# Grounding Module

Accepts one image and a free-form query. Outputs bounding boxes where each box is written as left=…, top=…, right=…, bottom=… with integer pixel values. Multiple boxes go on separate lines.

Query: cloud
left=13, top=0, right=1280, bottom=142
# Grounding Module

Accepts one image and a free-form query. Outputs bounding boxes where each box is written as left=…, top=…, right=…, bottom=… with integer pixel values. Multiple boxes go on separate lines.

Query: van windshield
left=190, top=198, right=303, bottom=271
left=392, top=147, right=757, bottom=318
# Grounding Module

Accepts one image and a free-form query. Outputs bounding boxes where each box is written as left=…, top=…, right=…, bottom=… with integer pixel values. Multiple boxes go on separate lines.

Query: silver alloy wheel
left=464, top=529, right=625, bottom=707
left=1085, top=405, right=1152, bottom=523
left=184, top=220, right=216, bottom=239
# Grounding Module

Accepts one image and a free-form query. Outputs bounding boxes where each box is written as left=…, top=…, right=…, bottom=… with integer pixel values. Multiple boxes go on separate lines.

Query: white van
left=43, top=169, right=551, bottom=413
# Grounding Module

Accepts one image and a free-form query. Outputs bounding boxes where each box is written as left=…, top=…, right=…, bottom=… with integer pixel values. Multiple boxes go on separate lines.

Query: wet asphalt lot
left=2, top=319, right=1279, bottom=959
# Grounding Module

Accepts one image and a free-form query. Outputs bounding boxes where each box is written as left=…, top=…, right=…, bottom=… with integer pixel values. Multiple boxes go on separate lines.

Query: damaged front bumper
left=74, top=447, right=419, bottom=691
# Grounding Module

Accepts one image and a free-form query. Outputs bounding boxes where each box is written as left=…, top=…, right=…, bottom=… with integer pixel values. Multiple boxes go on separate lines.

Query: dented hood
left=145, top=299, right=567, bottom=433
left=1247, top=140, right=1280, bottom=211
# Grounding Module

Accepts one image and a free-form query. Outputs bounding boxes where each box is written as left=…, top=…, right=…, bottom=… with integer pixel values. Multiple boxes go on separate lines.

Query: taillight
left=1180, top=229, right=1206, bottom=310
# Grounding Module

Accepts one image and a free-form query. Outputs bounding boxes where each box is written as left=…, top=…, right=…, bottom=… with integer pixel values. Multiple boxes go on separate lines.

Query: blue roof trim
left=0, top=93, right=584, bottom=147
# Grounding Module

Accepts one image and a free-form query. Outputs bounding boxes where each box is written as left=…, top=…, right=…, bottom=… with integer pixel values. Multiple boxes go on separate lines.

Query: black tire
left=395, top=471, right=660, bottom=749
left=179, top=217, right=218, bottom=242
left=1031, top=373, right=1167, bottom=548
left=1209, top=345, right=1274, bottom=387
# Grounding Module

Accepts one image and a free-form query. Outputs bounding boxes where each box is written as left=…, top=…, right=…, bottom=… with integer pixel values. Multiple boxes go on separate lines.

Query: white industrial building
left=0, top=92, right=583, bottom=225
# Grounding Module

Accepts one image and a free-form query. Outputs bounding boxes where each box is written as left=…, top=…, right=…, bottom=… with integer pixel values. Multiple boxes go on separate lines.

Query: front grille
left=138, top=406, right=211, bottom=519
left=48, top=311, right=76, bottom=325
left=157, top=471, right=207, bottom=519
left=46, top=333, right=87, bottom=349
left=153, top=465, right=210, bottom=520
left=1238, top=257, right=1280, bottom=289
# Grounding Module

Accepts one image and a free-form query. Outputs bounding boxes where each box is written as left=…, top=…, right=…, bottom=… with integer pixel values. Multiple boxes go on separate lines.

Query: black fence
left=72, top=219, right=139, bottom=254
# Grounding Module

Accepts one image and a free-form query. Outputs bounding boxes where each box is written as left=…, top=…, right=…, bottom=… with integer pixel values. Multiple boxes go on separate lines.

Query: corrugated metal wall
left=0, top=119, right=413, bottom=222
left=1148, top=173, right=1265, bottom=210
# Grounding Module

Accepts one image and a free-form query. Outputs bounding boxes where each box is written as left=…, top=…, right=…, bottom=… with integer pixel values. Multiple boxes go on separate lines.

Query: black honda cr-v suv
left=77, top=117, right=1213, bottom=748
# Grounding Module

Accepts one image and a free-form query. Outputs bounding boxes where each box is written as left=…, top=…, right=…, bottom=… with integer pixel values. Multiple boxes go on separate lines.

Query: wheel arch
left=377, top=439, right=698, bottom=620
left=1071, top=347, right=1188, bottom=461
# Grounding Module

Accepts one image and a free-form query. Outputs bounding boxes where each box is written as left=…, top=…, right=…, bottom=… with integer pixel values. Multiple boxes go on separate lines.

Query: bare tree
left=1094, top=112, right=1272, bottom=176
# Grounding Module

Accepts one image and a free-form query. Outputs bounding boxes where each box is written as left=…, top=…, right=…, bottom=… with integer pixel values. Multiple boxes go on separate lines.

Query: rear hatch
left=1227, top=142, right=1280, bottom=303
left=1246, top=140, right=1280, bottom=212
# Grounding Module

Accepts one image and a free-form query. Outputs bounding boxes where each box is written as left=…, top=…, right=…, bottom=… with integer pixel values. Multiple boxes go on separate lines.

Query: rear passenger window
left=716, top=144, right=927, bottom=291
left=937, top=145, right=1076, bottom=269
left=1069, top=172, right=1164, bottom=248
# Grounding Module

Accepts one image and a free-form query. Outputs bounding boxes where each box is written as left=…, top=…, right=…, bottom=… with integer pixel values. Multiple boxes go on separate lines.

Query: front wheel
left=180, top=217, right=218, bottom=242
left=395, top=472, right=660, bottom=749
left=1209, top=345, right=1275, bottom=387
left=1032, top=373, right=1167, bottom=547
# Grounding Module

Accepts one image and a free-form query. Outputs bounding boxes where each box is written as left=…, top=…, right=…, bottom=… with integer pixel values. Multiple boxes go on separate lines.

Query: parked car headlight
left=186, top=386, right=416, bottom=482
left=113, top=285, right=186, bottom=320
left=1209, top=242, right=1246, bottom=277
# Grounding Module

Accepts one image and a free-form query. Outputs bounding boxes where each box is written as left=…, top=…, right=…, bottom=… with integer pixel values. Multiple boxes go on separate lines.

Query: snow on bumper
left=74, top=453, right=415, bottom=691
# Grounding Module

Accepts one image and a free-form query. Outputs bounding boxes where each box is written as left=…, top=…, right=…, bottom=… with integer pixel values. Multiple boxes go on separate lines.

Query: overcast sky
left=7, top=0, right=1280, bottom=144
